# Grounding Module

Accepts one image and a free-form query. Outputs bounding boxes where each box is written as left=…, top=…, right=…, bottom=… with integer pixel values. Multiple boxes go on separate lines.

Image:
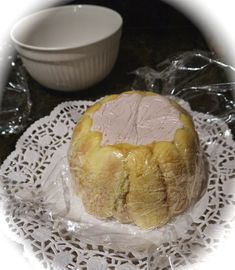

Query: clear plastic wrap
left=0, top=51, right=235, bottom=269
left=68, top=91, right=206, bottom=231
left=0, top=151, right=207, bottom=265
left=131, top=50, right=235, bottom=136
left=0, top=42, right=31, bottom=135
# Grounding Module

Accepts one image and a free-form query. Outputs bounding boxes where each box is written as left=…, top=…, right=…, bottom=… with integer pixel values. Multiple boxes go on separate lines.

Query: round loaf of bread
left=68, top=91, right=203, bottom=229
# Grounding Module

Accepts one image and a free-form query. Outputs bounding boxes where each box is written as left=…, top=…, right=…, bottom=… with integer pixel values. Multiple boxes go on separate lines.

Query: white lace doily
left=0, top=100, right=235, bottom=270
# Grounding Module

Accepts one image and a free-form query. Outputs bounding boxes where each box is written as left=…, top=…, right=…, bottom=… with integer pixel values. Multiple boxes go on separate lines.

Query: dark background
left=64, top=0, right=202, bottom=30
left=0, top=0, right=210, bottom=164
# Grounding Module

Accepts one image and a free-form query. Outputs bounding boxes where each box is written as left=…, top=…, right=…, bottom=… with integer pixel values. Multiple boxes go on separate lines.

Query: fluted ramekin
left=11, top=5, right=122, bottom=91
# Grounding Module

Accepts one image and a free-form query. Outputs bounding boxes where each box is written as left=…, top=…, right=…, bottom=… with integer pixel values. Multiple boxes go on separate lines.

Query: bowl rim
left=10, top=4, right=123, bottom=52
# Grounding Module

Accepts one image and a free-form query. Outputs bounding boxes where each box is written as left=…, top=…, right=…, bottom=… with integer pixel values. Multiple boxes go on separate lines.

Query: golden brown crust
left=68, top=91, right=202, bottom=229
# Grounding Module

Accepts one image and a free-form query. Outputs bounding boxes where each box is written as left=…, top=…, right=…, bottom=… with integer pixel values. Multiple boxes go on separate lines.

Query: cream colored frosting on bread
left=68, top=91, right=203, bottom=229
left=91, top=93, right=183, bottom=145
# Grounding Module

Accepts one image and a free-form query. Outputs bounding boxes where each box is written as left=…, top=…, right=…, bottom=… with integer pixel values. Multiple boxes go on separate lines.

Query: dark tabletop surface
left=1, top=0, right=232, bottom=165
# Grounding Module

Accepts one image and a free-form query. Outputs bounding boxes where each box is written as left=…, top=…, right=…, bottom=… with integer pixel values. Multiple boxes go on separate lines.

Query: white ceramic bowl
left=10, top=5, right=122, bottom=91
